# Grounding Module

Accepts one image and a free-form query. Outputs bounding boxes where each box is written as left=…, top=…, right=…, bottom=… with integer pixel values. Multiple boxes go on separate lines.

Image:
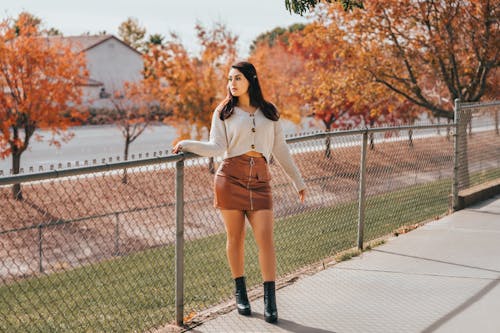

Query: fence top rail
left=286, top=123, right=454, bottom=144
left=457, top=100, right=500, bottom=110
left=0, top=123, right=455, bottom=186
left=0, top=153, right=189, bottom=186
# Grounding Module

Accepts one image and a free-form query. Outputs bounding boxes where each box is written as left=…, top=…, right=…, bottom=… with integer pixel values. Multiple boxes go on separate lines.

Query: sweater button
left=251, top=128, right=256, bottom=132
left=251, top=144, right=255, bottom=149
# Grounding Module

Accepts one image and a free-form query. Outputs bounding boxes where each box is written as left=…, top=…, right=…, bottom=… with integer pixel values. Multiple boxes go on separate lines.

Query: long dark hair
left=218, top=61, right=279, bottom=121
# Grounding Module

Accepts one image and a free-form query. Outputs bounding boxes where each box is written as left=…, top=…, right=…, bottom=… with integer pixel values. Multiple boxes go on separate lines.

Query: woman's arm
left=173, top=111, right=227, bottom=157
left=271, top=120, right=306, bottom=194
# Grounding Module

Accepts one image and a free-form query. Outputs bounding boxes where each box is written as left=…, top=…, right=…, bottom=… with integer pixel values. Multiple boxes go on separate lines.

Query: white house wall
left=81, top=86, right=114, bottom=109
left=84, top=38, right=143, bottom=95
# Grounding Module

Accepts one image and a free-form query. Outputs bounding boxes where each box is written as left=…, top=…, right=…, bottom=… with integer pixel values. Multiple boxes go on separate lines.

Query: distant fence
left=0, top=100, right=498, bottom=332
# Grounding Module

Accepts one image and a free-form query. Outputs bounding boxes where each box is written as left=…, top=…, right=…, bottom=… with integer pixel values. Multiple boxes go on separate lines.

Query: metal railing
left=0, top=100, right=498, bottom=332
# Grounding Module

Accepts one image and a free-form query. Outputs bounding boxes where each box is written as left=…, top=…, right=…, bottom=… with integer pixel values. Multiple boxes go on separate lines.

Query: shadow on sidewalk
left=373, top=249, right=500, bottom=274
left=189, top=312, right=337, bottom=333
left=371, top=249, right=500, bottom=332
left=422, top=277, right=500, bottom=332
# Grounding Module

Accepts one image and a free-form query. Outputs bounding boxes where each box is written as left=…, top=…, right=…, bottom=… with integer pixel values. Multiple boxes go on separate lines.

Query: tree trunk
left=408, top=129, right=413, bottom=147
left=12, top=152, right=23, bottom=200
left=122, top=138, right=130, bottom=184
left=369, top=132, right=375, bottom=150
left=457, top=110, right=471, bottom=189
left=325, top=135, right=332, bottom=158
left=324, top=124, right=332, bottom=158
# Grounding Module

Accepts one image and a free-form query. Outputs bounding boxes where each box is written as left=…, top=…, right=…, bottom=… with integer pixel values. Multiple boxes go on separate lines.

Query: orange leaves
left=251, top=4, right=440, bottom=131
left=343, top=0, right=497, bottom=111
left=0, top=14, right=87, bottom=159
left=283, top=22, right=365, bottom=129
left=183, top=311, right=197, bottom=323
left=145, top=23, right=237, bottom=140
left=279, top=0, right=498, bottom=127
left=249, top=34, right=304, bottom=124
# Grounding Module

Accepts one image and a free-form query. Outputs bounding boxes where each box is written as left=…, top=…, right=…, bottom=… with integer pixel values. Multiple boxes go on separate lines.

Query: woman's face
left=228, top=68, right=250, bottom=97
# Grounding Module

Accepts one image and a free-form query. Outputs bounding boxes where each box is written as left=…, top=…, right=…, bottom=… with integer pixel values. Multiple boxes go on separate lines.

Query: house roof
left=46, top=34, right=143, bottom=56
left=82, top=77, right=104, bottom=87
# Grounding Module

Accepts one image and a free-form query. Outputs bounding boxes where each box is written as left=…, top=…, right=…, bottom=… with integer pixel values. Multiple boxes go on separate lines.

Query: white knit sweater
left=179, top=107, right=306, bottom=192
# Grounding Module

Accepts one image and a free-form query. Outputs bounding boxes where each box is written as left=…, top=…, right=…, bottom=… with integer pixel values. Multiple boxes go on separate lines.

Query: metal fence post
left=452, top=98, right=460, bottom=211
left=114, top=213, right=120, bottom=256
left=175, top=158, right=185, bottom=326
left=495, top=107, right=499, bottom=135
left=38, top=224, right=43, bottom=273
left=357, top=131, right=368, bottom=250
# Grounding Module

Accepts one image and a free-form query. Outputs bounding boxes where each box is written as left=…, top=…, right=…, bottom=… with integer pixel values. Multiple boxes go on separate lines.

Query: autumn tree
left=250, top=24, right=307, bottom=125
left=295, top=16, right=436, bottom=153
left=0, top=13, right=87, bottom=199
left=251, top=23, right=352, bottom=157
left=484, top=68, right=500, bottom=135
left=118, top=17, right=146, bottom=51
left=13, top=11, right=61, bottom=37
left=282, top=20, right=409, bottom=155
left=292, top=1, right=498, bottom=123
left=144, top=23, right=237, bottom=172
left=308, top=0, right=498, bottom=186
left=108, top=81, right=158, bottom=183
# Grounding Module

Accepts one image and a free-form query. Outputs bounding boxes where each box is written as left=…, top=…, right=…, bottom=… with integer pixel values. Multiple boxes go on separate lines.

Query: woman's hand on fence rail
left=172, top=143, right=183, bottom=154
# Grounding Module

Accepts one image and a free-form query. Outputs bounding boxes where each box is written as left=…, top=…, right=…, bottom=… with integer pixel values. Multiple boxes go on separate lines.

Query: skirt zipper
left=248, top=158, right=255, bottom=210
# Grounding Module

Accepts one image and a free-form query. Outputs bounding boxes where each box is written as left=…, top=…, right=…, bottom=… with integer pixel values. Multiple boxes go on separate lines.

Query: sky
left=0, top=0, right=312, bottom=56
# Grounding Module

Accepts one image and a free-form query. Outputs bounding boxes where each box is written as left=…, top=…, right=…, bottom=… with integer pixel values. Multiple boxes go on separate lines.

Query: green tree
left=44, top=27, right=62, bottom=36
left=143, top=33, right=165, bottom=53
left=148, top=33, right=165, bottom=46
left=118, top=17, right=146, bottom=51
left=250, top=23, right=305, bottom=53
left=285, top=0, right=363, bottom=15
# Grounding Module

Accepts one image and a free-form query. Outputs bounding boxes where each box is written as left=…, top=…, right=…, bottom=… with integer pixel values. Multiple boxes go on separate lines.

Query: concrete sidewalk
left=191, top=195, right=500, bottom=333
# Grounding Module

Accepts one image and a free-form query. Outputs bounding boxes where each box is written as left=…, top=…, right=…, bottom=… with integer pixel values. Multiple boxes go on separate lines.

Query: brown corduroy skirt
left=214, top=155, right=273, bottom=211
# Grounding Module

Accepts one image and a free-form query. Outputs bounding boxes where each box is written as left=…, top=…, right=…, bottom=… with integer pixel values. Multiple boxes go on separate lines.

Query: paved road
left=191, top=195, right=500, bottom=333
left=0, top=119, right=318, bottom=173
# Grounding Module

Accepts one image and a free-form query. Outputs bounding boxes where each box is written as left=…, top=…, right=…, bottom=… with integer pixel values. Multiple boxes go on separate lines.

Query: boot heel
left=237, top=306, right=251, bottom=316
left=235, top=276, right=251, bottom=316
left=264, top=281, right=278, bottom=323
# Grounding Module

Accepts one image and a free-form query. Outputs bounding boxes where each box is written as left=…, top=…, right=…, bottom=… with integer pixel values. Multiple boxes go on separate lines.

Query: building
left=51, top=34, right=143, bottom=108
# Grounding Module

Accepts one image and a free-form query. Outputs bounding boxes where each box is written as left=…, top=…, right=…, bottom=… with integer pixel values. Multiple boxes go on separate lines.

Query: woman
left=173, top=61, right=306, bottom=323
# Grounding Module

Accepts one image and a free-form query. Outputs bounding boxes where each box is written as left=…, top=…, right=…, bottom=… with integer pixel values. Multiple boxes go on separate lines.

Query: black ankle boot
left=263, top=281, right=278, bottom=323
left=235, top=276, right=251, bottom=315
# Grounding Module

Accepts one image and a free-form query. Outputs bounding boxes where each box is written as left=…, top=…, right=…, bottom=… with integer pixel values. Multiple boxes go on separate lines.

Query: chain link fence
left=0, top=100, right=498, bottom=332
left=453, top=100, right=500, bottom=208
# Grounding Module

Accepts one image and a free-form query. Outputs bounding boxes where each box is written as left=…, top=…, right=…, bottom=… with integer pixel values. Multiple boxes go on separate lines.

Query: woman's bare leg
left=246, top=209, right=276, bottom=281
left=220, top=209, right=247, bottom=278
